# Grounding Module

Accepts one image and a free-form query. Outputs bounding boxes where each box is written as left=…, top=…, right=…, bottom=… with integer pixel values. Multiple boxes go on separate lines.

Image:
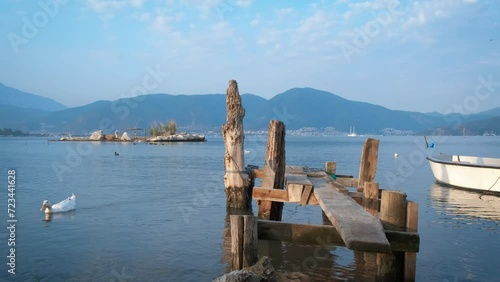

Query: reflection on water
left=430, top=183, right=500, bottom=221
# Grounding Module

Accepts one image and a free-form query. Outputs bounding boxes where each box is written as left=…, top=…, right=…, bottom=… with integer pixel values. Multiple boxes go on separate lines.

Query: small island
left=57, top=120, right=205, bottom=143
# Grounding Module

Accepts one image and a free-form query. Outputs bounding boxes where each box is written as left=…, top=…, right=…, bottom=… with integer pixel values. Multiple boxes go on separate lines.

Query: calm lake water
left=0, top=135, right=499, bottom=281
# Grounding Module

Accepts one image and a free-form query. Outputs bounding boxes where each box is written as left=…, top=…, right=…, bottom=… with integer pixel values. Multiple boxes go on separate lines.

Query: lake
left=0, top=135, right=499, bottom=281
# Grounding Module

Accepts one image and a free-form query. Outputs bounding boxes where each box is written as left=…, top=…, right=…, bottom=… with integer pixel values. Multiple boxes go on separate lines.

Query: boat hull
left=427, top=154, right=500, bottom=193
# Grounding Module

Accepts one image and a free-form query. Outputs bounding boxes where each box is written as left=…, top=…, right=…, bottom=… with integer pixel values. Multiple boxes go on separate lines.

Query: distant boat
left=427, top=153, right=500, bottom=193
left=348, top=126, right=357, bottom=137
left=483, top=131, right=496, bottom=136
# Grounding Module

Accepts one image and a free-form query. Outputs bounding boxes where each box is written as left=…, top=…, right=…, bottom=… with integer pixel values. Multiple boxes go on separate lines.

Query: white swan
left=40, top=194, right=76, bottom=214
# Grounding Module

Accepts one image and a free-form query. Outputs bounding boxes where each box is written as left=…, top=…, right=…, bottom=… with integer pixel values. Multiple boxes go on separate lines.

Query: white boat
left=347, top=126, right=357, bottom=137
left=427, top=153, right=500, bottom=193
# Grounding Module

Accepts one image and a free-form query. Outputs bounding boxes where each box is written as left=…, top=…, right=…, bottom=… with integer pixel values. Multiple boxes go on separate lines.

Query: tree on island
left=149, top=120, right=177, bottom=137
left=164, top=120, right=177, bottom=135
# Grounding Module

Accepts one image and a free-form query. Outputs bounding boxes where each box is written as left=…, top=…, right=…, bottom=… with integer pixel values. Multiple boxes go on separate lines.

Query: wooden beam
left=311, top=177, right=391, bottom=253
left=253, top=186, right=319, bottom=205
left=253, top=187, right=288, bottom=202
left=285, top=166, right=306, bottom=174
left=286, top=174, right=313, bottom=202
left=358, top=138, right=379, bottom=190
left=257, top=220, right=419, bottom=252
left=336, top=176, right=359, bottom=188
left=300, top=185, right=313, bottom=206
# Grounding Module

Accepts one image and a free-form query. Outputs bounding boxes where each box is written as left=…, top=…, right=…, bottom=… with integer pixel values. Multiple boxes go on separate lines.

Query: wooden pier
left=222, top=80, right=419, bottom=281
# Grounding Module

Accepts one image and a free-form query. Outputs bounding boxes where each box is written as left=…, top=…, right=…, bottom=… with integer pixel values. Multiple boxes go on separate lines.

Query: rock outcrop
left=213, top=257, right=278, bottom=282
left=121, top=132, right=130, bottom=141
left=148, top=133, right=205, bottom=142
left=89, top=130, right=104, bottom=141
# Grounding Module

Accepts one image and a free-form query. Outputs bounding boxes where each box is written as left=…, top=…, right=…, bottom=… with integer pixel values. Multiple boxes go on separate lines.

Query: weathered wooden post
left=362, top=181, right=379, bottom=218
left=405, top=201, right=419, bottom=282
left=325, top=161, right=336, bottom=176
left=377, top=190, right=407, bottom=281
left=358, top=138, right=379, bottom=192
left=222, top=80, right=251, bottom=209
left=258, top=120, right=286, bottom=220
left=230, top=215, right=258, bottom=270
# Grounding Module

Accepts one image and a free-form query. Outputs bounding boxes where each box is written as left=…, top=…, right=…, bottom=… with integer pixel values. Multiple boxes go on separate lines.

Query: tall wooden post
left=377, top=190, right=407, bottom=281
left=230, top=215, right=258, bottom=270
left=222, top=80, right=251, bottom=209
left=258, top=120, right=286, bottom=220
left=358, top=138, right=379, bottom=192
left=405, top=201, right=419, bottom=282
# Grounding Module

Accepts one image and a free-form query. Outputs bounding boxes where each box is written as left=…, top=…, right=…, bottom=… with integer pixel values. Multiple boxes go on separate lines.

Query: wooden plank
left=336, top=176, right=359, bottom=188
left=358, top=138, right=380, bottom=190
left=300, top=185, right=313, bottom=205
left=286, top=174, right=312, bottom=202
left=324, top=177, right=349, bottom=194
left=253, top=187, right=288, bottom=202
left=310, top=177, right=391, bottom=253
left=306, top=171, right=328, bottom=178
left=253, top=186, right=319, bottom=205
left=286, top=166, right=306, bottom=174
left=286, top=174, right=312, bottom=186
left=288, top=184, right=303, bottom=202
left=257, top=220, right=419, bottom=252
left=349, top=191, right=363, bottom=205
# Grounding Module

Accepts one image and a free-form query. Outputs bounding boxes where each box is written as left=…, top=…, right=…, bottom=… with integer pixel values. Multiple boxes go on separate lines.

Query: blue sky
left=1, top=0, right=499, bottom=113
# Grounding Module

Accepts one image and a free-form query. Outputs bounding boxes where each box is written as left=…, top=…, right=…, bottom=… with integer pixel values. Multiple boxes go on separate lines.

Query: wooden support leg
left=257, top=120, right=286, bottom=221
left=377, top=190, right=407, bottom=281
left=230, top=215, right=258, bottom=270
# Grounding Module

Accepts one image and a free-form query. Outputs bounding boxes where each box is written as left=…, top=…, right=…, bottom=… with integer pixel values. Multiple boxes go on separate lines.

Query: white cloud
left=87, top=0, right=143, bottom=14
left=233, top=0, right=252, bottom=8
left=275, top=7, right=293, bottom=17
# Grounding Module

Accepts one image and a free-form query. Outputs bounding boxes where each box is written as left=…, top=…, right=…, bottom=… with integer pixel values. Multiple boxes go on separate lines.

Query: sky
left=0, top=0, right=499, bottom=114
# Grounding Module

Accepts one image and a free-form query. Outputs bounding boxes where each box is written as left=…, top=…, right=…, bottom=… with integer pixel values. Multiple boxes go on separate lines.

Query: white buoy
left=394, top=153, right=399, bottom=158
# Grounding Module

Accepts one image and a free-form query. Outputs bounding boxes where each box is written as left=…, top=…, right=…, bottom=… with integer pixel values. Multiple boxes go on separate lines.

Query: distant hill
left=0, top=104, right=49, bottom=129
left=1, top=84, right=499, bottom=135
left=0, top=83, right=67, bottom=111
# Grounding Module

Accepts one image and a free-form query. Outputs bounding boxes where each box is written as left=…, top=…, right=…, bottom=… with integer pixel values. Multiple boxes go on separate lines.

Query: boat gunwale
left=426, top=155, right=500, bottom=170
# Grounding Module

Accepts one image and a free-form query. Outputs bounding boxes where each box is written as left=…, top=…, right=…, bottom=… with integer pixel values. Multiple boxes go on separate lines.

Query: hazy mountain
left=0, top=104, right=49, bottom=129
left=1, top=84, right=499, bottom=135
left=0, top=83, right=67, bottom=111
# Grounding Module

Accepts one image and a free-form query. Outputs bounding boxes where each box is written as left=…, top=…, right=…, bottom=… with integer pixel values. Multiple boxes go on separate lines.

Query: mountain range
left=0, top=82, right=499, bottom=136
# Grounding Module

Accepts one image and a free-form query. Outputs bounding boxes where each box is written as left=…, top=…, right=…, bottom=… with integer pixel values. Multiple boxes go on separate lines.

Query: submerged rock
left=213, top=256, right=278, bottom=282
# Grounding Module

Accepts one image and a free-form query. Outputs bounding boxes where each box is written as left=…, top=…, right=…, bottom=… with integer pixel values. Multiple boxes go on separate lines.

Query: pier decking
left=222, top=80, right=419, bottom=281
